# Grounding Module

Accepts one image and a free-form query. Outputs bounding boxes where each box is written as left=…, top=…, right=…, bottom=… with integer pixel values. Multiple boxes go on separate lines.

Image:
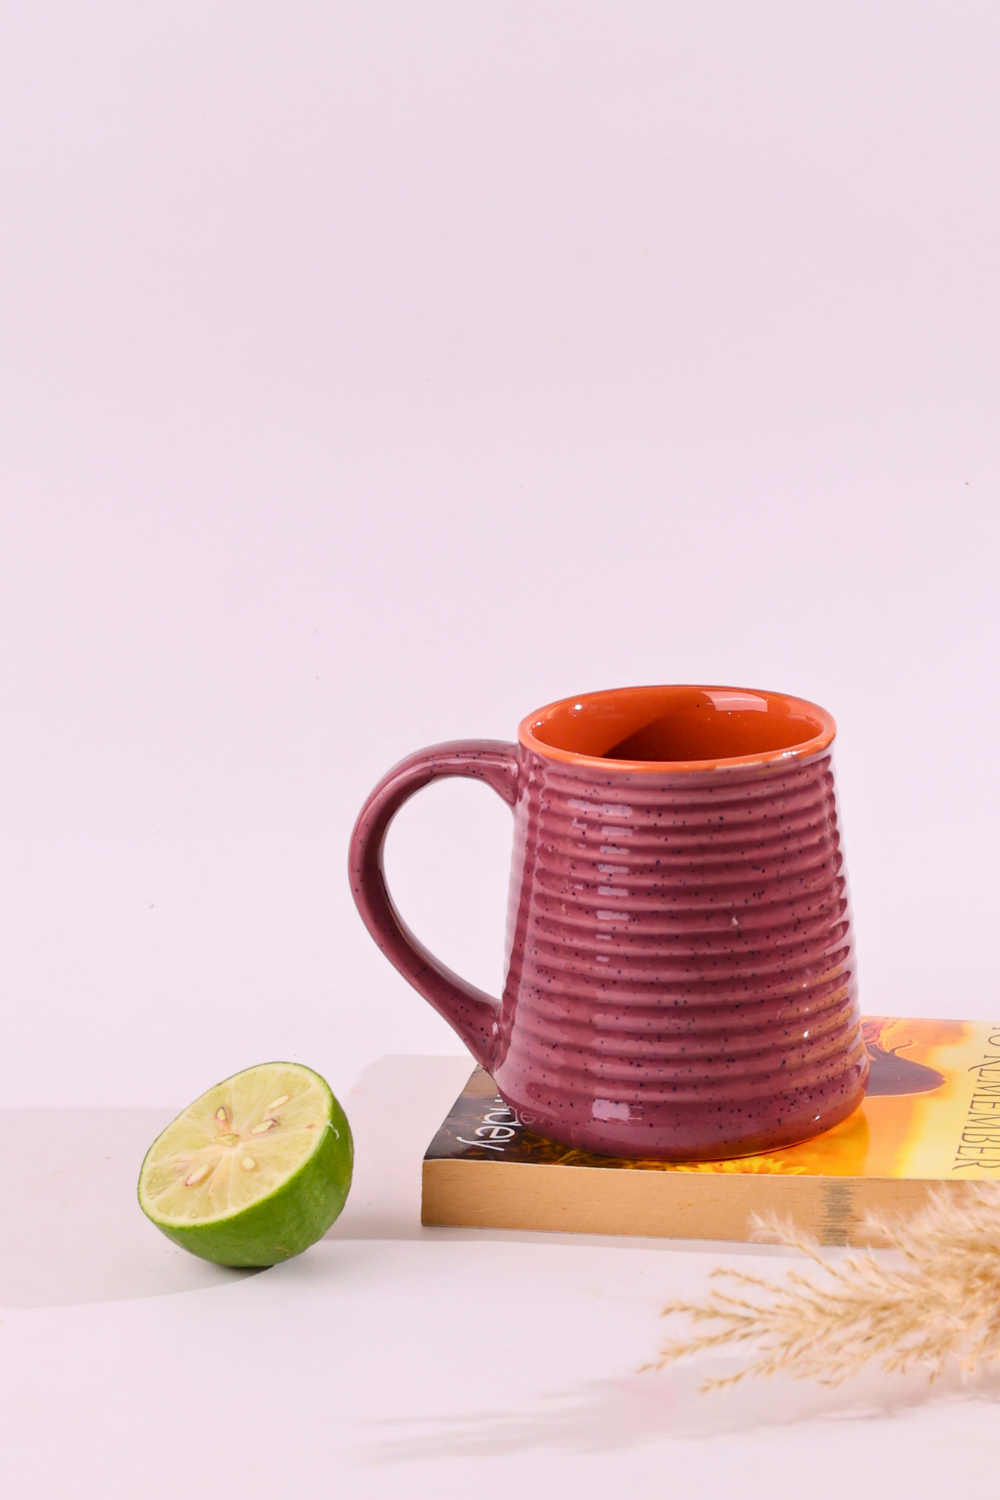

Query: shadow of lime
left=0, top=1108, right=259, bottom=1308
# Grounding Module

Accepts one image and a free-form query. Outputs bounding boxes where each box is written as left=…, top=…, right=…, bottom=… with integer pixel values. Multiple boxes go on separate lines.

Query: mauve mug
left=349, top=685, right=868, bottom=1159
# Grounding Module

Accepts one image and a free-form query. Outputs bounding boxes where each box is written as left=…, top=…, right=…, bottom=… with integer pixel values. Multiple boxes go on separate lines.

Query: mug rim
left=518, top=684, right=837, bottom=773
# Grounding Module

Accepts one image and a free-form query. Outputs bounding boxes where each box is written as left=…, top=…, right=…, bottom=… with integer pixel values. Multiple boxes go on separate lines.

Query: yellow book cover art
left=424, top=1017, right=1000, bottom=1181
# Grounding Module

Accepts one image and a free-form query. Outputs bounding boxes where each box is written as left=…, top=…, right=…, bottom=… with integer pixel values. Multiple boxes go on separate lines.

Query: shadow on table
left=364, top=1360, right=1000, bottom=1459
left=0, top=1054, right=875, bottom=1309
left=0, top=1054, right=473, bottom=1309
left=0, top=1107, right=259, bottom=1308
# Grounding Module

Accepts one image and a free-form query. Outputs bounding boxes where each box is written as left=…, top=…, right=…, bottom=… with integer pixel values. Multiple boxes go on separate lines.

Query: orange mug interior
left=519, top=685, right=835, bottom=771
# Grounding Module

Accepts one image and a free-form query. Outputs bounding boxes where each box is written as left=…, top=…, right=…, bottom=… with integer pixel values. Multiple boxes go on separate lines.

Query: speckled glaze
left=349, top=686, right=867, bottom=1159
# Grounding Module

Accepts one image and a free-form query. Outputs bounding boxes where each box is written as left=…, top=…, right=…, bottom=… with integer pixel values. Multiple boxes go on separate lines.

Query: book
left=422, top=1017, right=1000, bottom=1245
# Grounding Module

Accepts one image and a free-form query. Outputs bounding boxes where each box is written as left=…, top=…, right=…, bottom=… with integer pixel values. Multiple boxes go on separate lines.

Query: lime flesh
left=138, top=1062, right=352, bottom=1267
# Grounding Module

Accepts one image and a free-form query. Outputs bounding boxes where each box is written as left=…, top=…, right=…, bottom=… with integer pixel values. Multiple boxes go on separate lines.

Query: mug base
left=494, top=1065, right=869, bottom=1163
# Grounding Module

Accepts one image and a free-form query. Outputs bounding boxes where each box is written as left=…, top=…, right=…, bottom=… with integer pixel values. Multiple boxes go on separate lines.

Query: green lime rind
left=138, top=1063, right=353, bottom=1268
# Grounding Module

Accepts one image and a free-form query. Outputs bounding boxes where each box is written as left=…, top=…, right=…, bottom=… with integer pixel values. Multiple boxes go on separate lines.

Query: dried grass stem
left=650, top=1184, right=1000, bottom=1388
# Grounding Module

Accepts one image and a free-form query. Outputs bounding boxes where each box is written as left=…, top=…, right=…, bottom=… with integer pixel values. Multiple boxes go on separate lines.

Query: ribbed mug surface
left=493, top=746, right=866, bottom=1158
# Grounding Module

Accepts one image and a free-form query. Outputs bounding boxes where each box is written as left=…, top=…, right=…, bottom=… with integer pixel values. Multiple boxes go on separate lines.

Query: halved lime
left=138, top=1062, right=352, bottom=1267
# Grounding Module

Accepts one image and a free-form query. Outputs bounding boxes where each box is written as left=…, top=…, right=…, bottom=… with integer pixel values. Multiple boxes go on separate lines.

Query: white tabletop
left=4, top=1053, right=996, bottom=1499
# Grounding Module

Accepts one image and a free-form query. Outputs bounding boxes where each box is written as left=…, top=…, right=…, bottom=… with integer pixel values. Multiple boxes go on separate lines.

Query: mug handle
left=348, top=740, right=520, bottom=1071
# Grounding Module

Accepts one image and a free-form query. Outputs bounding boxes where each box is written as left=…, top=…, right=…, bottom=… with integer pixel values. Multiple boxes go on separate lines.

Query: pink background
left=2, top=1, right=999, bottom=1108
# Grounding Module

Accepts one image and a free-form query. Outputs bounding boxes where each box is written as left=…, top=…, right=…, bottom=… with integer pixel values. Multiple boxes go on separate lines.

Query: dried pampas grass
left=651, top=1183, right=1000, bottom=1388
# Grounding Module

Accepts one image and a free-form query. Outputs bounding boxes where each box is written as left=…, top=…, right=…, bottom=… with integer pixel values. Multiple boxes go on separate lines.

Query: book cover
left=422, top=1017, right=1000, bottom=1244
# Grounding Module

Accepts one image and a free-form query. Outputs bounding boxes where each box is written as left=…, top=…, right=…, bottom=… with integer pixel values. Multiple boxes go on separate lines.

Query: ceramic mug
left=349, top=685, right=867, bottom=1159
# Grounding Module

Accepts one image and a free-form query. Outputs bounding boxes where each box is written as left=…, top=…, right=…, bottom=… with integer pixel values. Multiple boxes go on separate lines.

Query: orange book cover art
left=425, top=1018, right=1000, bottom=1181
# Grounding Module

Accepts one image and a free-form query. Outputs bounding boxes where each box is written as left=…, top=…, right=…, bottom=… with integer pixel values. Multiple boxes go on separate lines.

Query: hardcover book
left=422, top=1017, right=1000, bottom=1245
